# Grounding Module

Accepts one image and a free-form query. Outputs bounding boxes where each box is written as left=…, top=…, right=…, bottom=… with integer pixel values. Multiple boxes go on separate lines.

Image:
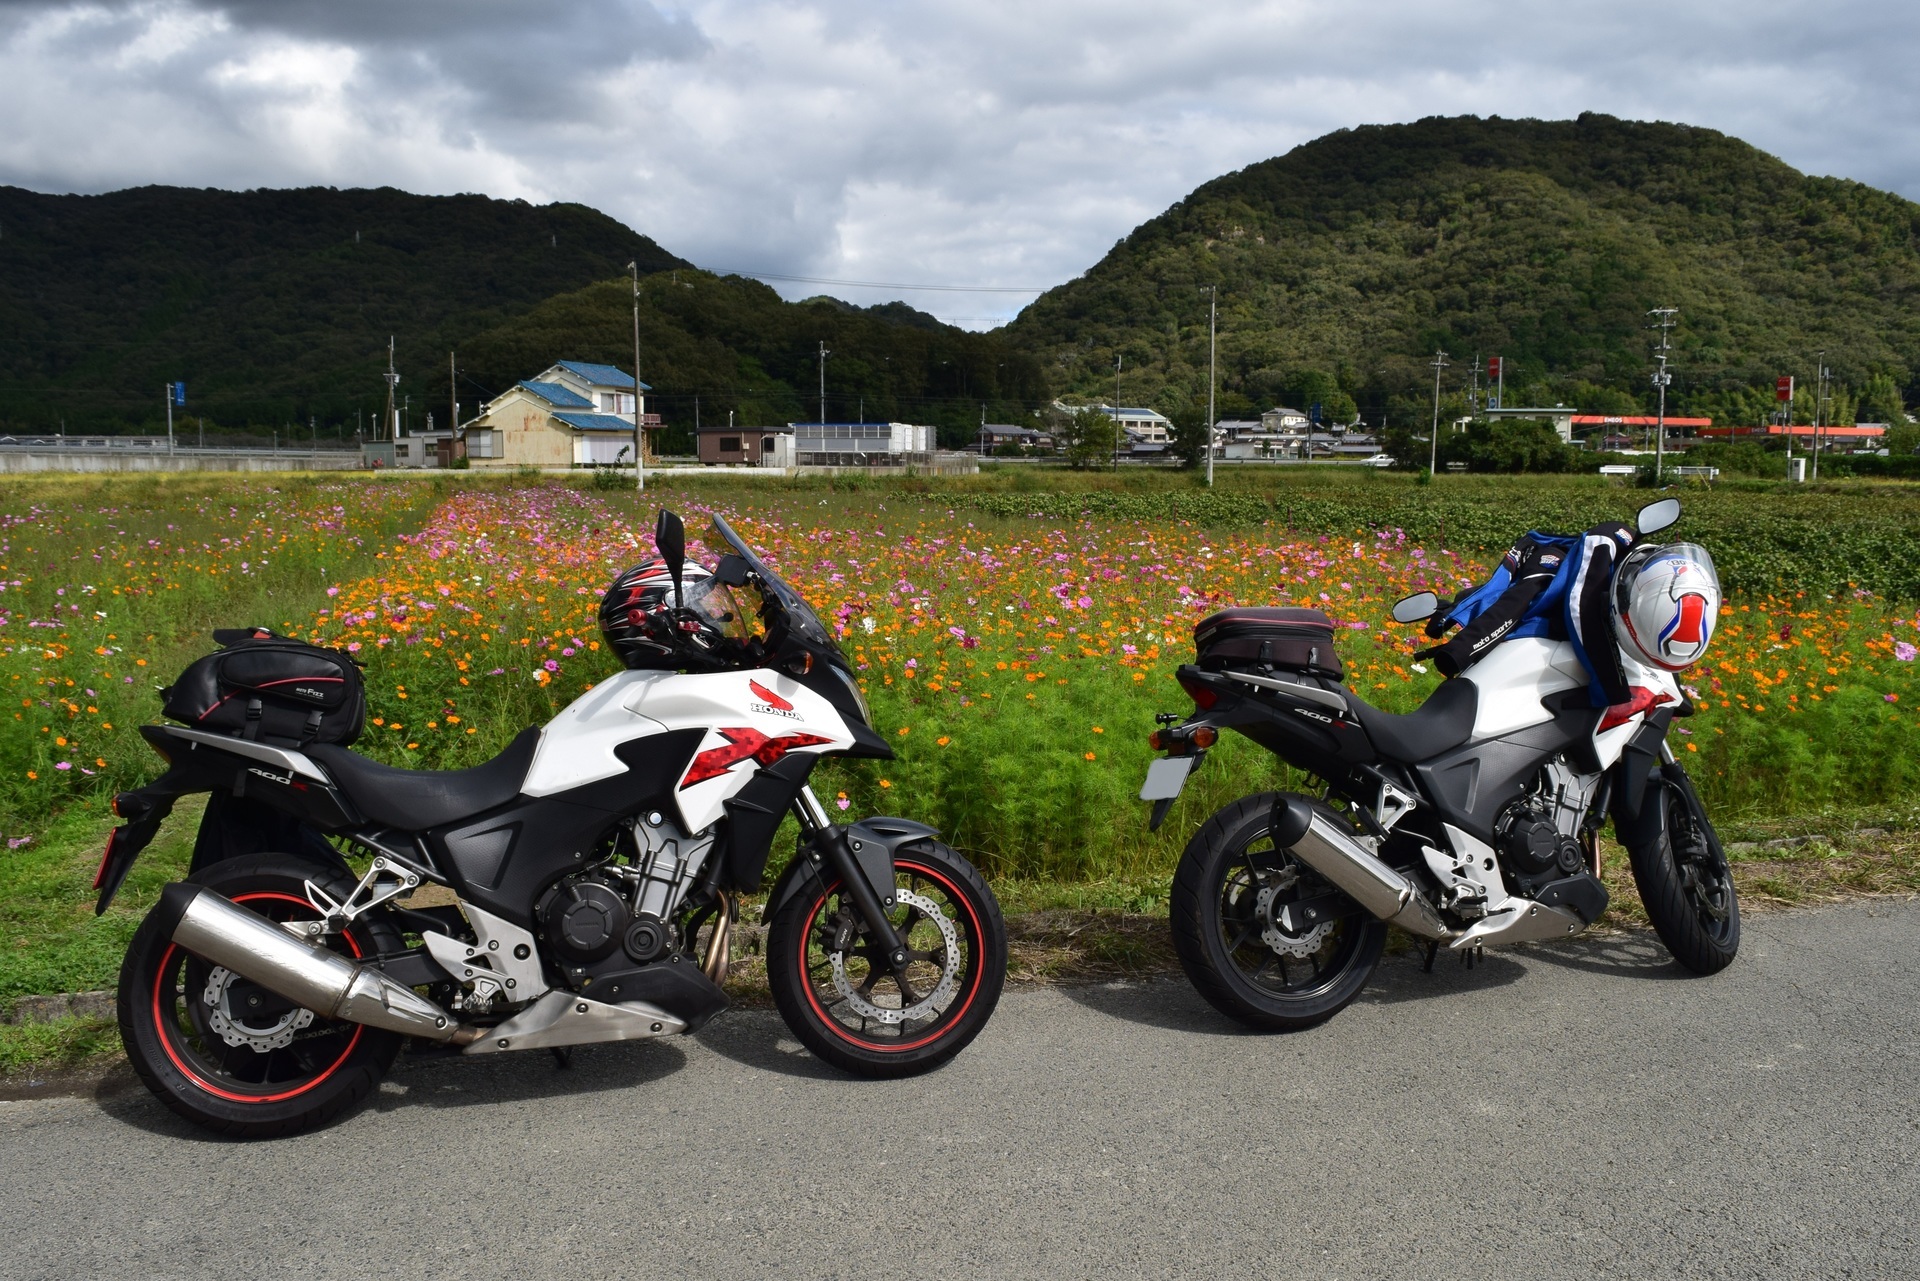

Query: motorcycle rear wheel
left=118, top=853, right=403, bottom=1138
left=767, top=839, right=1005, bottom=1077
left=1170, top=793, right=1386, bottom=1031
left=1625, top=767, right=1740, bottom=975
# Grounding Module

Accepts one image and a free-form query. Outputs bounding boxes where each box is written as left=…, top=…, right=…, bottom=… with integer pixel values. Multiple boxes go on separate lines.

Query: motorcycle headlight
left=831, top=664, right=872, bottom=726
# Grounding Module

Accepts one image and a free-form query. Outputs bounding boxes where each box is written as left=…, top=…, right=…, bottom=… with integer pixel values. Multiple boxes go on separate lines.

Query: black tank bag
left=162, top=628, right=366, bottom=747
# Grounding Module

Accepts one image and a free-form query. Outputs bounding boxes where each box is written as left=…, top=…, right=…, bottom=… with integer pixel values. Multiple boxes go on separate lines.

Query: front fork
left=790, top=785, right=912, bottom=968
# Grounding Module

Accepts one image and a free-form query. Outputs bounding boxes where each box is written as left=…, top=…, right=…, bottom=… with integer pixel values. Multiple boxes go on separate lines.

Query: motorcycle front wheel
left=118, top=853, right=403, bottom=1138
left=1624, top=766, right=1740, bottom=974
left=767, top=839, right=1006, bottom=1077
left=1170, top=793, right=1386, bottom=1031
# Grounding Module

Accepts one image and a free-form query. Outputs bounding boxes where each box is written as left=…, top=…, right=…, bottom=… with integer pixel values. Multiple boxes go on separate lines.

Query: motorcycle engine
left=540, top=878, right=632, bottom=963
left=1493, top=797, right=1586, bottom=898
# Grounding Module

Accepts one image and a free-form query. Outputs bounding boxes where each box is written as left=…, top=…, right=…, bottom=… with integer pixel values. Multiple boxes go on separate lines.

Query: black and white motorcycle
left=1141, top=498, right=1737, bottom=1030
left=96, top=511, right=1006, bottom=1137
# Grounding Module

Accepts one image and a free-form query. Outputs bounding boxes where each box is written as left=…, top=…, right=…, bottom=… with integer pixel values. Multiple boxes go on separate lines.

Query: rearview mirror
left=1391, top=591, right=1439, bottom=624
left=1636, top=497, right=1681, bottom=537
left=654, top=509, right=686, bottom=608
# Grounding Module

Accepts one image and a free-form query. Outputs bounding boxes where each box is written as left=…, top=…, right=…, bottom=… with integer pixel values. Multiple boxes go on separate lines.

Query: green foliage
left=947, top=481, right=1920, bottom=600
left=1009, top=114, right=1920, bottom=426
left=0, top=185, right=687, bottom=433
left=1859, top=373, right=1911, bottom=427
left=1439, top=419, right=1576, bottom=473
left=1051, top=409, right=1121, bottom=470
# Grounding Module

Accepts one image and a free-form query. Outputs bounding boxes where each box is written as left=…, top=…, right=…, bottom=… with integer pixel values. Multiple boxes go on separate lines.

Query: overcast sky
left=1, top=0, right=1912, bottom=328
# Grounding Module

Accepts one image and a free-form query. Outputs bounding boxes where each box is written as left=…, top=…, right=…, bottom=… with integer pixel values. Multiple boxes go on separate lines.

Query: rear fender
left=95, top=725, right=348, bottom=915
left=760, top=816, right=939, bottom=924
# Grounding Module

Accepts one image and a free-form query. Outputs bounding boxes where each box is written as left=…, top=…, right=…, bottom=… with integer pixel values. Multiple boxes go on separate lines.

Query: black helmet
left=598, top=558, right=714, bottom=670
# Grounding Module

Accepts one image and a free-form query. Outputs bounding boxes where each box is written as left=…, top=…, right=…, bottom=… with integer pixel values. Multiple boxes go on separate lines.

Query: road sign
left=172, top=382, right=186, bottom=406
left=1309, top=403, right=1322, bottom=425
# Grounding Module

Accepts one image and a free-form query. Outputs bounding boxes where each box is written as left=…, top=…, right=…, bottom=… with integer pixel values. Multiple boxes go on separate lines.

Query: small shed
left=699, top=425, right=795, bottom=467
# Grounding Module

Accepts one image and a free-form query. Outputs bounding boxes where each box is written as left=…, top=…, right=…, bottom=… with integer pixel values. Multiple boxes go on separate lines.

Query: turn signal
left=1190, top=727, right=1218, bottom=749
left=788, top=651, right=814, bottom=676
left=1147, top=729, right=1166, bottom=751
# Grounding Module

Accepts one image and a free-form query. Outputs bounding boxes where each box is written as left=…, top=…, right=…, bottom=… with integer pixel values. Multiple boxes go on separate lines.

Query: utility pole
left=817, top=341, right=831, bottom=425
left=627, top=262, right=645, bottom=492
left=1469, top=355, right=1482, bottom=418
left=1113, top=354, right=1123, bottom=471
left=1206, top=285, right=1217, bottom=488
left=382, top=337, right=399, bottom=444
left=449, top=351, right=458, bottom=460
left=1428, top=350, right=1450, bottom=476
left=1811, top=352, right=1829, bottom=482
left=979, top=402, right=986, bottom=456
left=1648, top=307, right=1678, bottom=482
left=164, top=383, right=175, bottom=455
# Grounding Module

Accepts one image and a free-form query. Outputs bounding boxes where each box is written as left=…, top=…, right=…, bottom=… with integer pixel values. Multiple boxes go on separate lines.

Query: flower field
left=3, top=475, right=1916, bottom=885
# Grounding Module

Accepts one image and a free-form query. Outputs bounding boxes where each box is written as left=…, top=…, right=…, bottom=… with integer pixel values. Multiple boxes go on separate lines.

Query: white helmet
left=1613, top=541, right=1720, bottom=672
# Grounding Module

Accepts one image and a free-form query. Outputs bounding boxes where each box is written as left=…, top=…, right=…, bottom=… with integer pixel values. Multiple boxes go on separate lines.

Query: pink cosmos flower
left=1895, top=641, right=1916, bottom=662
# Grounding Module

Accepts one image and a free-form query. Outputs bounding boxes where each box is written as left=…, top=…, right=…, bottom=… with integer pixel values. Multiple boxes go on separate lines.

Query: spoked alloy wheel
left=118, top=853, right=402, bottom=1138
left=1626, top=769, right=1740, bottom=975
left=1171, top=793, right=1386, bottom=1031
left=768, top=841, right=1006, bottom=1077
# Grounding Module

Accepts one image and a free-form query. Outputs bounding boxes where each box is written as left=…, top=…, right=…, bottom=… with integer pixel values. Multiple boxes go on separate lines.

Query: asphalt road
left=2, top=900, right=1916, bottom=1280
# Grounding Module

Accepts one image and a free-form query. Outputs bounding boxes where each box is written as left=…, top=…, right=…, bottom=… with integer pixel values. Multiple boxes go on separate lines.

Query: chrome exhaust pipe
left=158, top=883, right=473, bottom=1044
left=1271, top=796, right=1456, bottom=940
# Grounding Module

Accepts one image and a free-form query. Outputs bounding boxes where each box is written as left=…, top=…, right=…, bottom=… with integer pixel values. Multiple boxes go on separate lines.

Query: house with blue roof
left=462, top=361, right=659, bottom=468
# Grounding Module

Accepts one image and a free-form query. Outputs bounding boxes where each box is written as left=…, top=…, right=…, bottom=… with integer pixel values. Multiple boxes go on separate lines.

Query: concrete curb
left=2, top=992, right=116, bottom=1025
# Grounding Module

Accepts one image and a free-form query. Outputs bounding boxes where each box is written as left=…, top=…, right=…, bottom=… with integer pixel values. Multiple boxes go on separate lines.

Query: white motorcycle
left=96, top=511, right=1006, bottom=1137
left=1142, top=497, right=1736, bottom=1029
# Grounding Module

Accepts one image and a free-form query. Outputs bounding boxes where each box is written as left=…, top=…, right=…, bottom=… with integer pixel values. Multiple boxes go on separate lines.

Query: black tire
left=767, top=840, right=1006, bottom=1078
left=1170, top=793, right=1387, bottom=1031
left=118, top=853, right=404, bottom=1138
left=1624, top=768, right=1740, bottom=974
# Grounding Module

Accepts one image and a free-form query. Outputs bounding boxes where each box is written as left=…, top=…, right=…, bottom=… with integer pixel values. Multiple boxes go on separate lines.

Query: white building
left=790, top=421, right=935, bottom=465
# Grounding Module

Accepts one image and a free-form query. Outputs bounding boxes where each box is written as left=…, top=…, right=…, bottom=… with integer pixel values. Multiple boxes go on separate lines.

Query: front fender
left=760, top=815, right=939, bottom=924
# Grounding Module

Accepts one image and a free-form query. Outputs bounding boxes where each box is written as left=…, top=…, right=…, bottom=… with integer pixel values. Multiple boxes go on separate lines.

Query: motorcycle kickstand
left=550, top=1047, right=573, bottom=1070
left=1422, top=941, right=1439, bottom=973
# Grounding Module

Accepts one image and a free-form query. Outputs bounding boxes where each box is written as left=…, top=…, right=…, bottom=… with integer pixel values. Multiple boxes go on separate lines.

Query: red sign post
left=1775, top=376, right=1794, bottom=402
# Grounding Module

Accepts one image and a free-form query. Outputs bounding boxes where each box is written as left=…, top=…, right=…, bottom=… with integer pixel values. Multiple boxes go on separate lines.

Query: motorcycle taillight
left=1177, top=674, right=1218, bottom=710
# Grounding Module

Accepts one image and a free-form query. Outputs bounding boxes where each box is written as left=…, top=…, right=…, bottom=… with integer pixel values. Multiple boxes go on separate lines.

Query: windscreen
left=706, top=513, right=843, bottom=657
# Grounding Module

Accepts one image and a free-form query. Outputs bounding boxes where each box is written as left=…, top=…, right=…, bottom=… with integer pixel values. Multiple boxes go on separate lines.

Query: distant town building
left=461, top=360, right=658, bottom=468
left=1698, top=422, right=1885, bottom=452
left=980, top=424, right=1048, bottom=451
left=698, top=424, right=794, bottom=467
left=791, top=421, right=934, bottom=465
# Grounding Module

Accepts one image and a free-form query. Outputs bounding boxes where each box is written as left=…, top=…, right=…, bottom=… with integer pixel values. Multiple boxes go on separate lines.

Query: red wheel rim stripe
left=798, top=860, right=986, bottom=1054
left=151, top=890, right=365, bottom=1105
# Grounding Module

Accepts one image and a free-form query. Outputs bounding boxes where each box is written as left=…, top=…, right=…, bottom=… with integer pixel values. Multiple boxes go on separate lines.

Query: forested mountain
left=459, top=273, right=1047, bottom=450
left=1007, top=114, right=1920, bottom=430
left=0, top=185, right=687, bottom=434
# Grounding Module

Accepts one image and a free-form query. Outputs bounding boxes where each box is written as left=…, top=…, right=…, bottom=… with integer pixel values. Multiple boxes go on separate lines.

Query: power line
left=712, top=269, right=1047, bottom=294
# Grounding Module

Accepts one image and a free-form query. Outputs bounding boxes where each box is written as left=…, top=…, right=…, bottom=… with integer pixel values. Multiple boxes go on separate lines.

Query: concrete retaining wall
left=0, top=451, right=363, bottom=474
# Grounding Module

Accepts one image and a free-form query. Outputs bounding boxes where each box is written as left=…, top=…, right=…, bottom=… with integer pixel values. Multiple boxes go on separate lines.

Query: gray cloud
left=1, top=0, right=1915, bottom=329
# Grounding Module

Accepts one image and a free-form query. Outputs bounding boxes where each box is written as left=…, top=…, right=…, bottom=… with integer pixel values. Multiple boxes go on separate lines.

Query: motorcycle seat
left=1345, top=677, right=1478, bottom=763
left=306, top=727, right=542, bottom=830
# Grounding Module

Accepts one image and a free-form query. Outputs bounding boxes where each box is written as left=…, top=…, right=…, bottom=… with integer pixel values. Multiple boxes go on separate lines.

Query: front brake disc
left=828, top=888, right=960, bottom=1026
